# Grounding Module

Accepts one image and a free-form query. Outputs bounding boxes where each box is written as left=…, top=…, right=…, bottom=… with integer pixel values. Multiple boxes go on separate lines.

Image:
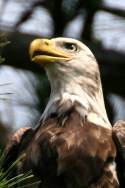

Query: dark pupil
left=64, top=43, right=76, bottom=50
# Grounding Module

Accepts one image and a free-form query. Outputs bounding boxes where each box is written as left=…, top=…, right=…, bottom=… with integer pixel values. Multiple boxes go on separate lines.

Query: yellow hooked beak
left=29, top=38, right=71, bottom=65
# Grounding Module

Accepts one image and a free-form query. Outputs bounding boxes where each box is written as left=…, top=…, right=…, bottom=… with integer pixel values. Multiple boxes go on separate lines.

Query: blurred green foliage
left=0, top=151, right=40, bottom=188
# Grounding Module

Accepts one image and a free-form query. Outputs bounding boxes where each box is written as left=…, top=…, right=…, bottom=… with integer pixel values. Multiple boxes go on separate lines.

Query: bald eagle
left=5, top=38, right=121, bottom=188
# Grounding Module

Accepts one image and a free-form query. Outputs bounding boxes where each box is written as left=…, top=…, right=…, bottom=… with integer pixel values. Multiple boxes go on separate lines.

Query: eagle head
left=29, top=37, right=99, bottom=85
left=29, top=37, right=111, bottom=128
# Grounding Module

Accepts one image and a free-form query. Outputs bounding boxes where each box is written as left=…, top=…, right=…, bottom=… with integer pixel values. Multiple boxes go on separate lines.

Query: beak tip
left=29, top=38, right=43, bottom=61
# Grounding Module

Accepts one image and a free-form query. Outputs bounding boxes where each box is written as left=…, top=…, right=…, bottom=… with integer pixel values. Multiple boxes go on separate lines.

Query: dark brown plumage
left=113, top=121, right=125, bottom=188
left=25, top=110, right=117, bottom=188
left=5, top=110, right=118, bottom=188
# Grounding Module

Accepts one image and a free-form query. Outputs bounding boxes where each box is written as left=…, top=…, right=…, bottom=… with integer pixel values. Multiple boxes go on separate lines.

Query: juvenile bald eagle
left=5, top=38, right=120, bottom=188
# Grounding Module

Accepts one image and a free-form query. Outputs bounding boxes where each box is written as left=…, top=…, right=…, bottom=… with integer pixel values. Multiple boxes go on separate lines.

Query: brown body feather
left=113, top=121, right=125, bottom=188
left=20, top=110, right=117, bottom=188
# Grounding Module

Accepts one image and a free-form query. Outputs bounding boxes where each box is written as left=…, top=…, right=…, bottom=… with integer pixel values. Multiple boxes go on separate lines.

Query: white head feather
left=31, top=37, right=111, bottom=129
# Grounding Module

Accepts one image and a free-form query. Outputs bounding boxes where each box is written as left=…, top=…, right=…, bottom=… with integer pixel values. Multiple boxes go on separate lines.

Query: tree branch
left=100, top=5, right=125, bottom=18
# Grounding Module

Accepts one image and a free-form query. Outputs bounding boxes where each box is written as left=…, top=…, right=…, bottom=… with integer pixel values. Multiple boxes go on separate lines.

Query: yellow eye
left=63, top=43, right=77, bottom=51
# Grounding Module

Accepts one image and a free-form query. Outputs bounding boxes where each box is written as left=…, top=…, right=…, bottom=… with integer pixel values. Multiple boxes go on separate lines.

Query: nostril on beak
left=44, top=40, right=49, bottom=46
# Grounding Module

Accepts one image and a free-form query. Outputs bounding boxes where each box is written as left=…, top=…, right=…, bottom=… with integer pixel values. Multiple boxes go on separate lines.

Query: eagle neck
left=41, top=73, right=111, bottom=129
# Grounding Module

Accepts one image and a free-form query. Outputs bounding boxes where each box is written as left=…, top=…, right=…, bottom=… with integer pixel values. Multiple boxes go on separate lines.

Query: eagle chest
left=27, top=113, right=116, bottom=188
left=54, top=125, right=115, bottom=187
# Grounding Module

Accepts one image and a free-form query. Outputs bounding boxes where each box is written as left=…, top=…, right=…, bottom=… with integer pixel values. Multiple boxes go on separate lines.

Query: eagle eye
left=63, top=43, right=77, bottom=51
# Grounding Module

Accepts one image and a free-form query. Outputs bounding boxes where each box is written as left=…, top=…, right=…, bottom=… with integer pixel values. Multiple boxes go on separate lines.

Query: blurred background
left=0, top=0, right=125, bottom=147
